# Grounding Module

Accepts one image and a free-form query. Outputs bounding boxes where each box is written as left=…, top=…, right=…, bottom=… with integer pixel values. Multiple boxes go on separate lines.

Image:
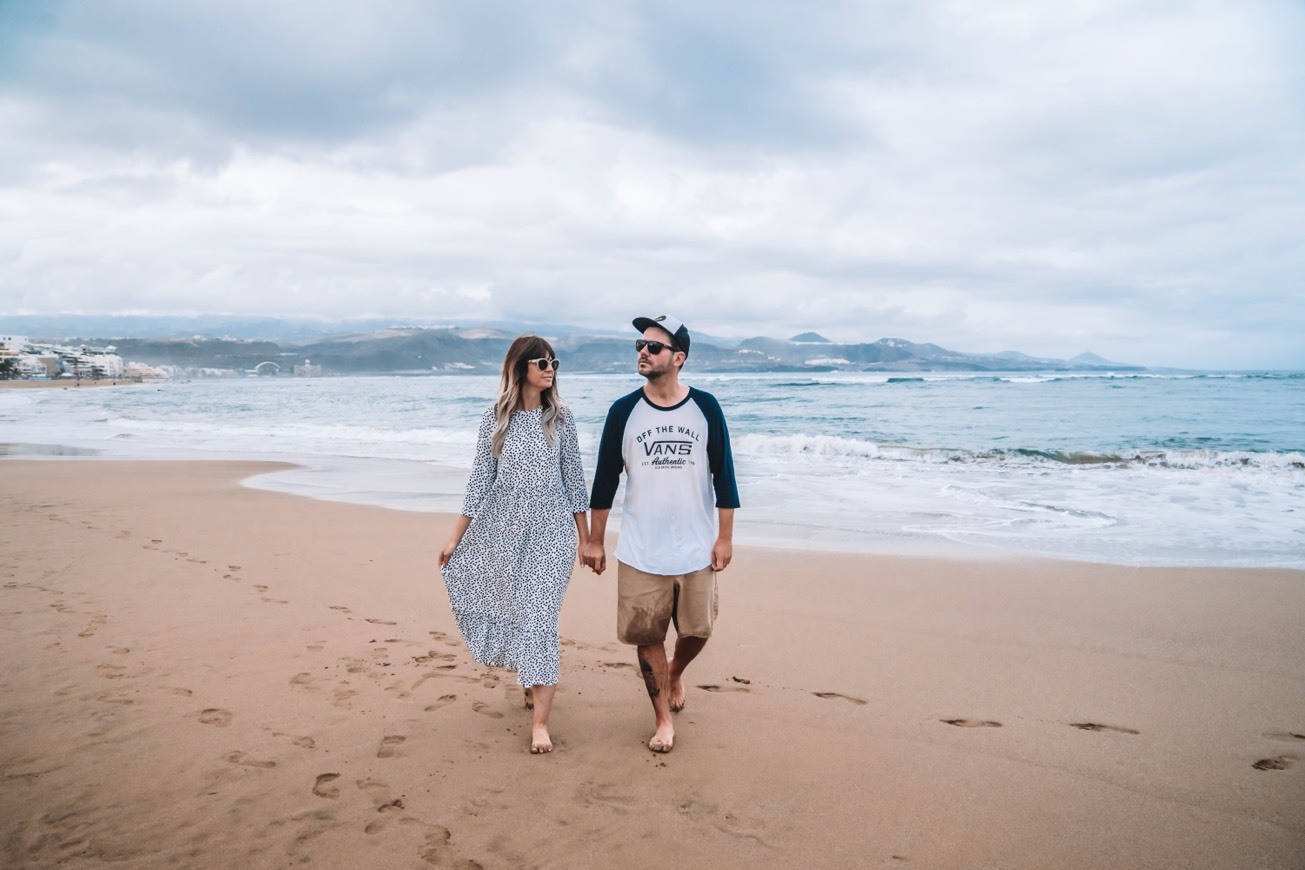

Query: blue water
left=3, top=370, right=1302, bottom=567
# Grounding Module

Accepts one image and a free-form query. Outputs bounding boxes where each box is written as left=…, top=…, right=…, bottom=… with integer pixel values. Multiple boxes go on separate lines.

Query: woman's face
left=523, top=354, right=556, bottom=392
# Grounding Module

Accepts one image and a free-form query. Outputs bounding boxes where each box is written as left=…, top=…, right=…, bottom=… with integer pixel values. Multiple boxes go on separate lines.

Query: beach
left=2, top=459, right=1302, bottom=868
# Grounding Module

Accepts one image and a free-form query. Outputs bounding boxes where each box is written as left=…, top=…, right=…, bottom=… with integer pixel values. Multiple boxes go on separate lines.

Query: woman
left=439, top=335, right=590, bottom=754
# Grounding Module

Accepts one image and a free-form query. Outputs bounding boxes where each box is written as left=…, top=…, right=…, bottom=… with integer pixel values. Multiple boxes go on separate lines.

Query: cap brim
left=632, top=317, right=661, bottom=334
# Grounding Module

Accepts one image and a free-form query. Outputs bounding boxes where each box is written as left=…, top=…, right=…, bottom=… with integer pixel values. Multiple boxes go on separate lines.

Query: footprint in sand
left=312, top=772, right=341, bottom=799
left=471, top=701, right=503, bottom=719
left=225, top=751, right=276, bottom=769
left=333, top=688, right=358, bottom=708
left=603, top=661, right=636, bottom=670
left=97, top=664, right=127, bottom=679
left=377, top=735, right=406, bottom=758
left=198, top=708, right=233, bottom=727
left=290, top=673, right=314, bottom=688
left=812, top=691, right=865, bottom=705
left=78, top=616, right=107, bottom=638
left=699, top=684, right=751, bottom=695
left=288, top=736, right=316, bottom=749
left=941, top=719, right=1002, bottom=728
left=254, top=585, right=268, bottom=592
left=261, top=597, right=289, bottom=604
left=418, top=826, right=454, bottom=862
left=365, top=618, right=397, bottom=625
left=356, top=779, right=403, bottom=822
left=227, top=564, right=241, bottom=570
left=109, top=646, right=131, bottom=655
left=414, top=825, right=484, bottom=869
left=424, top=694, right=458, bottom=712
left=413, top=651, right=458, bottom=664
left=1263, top=731, right=1305, bottom=743
left=1252, top=756, right=1297, bottom=771
left=307, top=642, right=325, bottom=652
left=164, top=687, right=193, bottom=696
left=578, top=780, right=638, bottom=809
left=330, top=605, right=352, bottom=613
left=95, top=693, right=135, bottom=705
left=1070, top=722, right=1140, bottom=734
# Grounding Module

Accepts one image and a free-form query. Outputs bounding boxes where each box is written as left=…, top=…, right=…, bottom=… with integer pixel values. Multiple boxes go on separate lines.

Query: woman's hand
left=438, top=539, right=458, bottom=568
left=439, top=516, right=473, bottom=569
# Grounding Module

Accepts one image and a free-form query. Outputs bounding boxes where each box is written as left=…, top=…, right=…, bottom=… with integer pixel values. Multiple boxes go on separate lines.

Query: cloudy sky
left=1, top=1, right=1302, bottom=369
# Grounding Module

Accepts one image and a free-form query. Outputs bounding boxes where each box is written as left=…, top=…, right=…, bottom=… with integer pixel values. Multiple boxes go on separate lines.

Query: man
left=582, top=314, right=740, bottom=753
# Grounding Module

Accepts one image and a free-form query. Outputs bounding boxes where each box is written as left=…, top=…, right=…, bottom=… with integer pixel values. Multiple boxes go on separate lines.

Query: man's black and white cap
left=632, top=314, right=691, bottom=355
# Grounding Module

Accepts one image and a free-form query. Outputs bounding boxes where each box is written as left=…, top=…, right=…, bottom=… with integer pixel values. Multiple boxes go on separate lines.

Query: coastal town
left=0, top=334, right=323, bottom=381
left=0, top=333, right=154, bottom=382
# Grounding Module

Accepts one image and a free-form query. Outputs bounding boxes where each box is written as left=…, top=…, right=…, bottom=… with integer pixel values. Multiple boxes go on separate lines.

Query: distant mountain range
left=2, top=315, right=1143, bottom=374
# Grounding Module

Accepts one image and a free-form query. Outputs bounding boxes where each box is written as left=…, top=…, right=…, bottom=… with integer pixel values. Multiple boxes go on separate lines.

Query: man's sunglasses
left=527, top=358, right=560, bottom=371
left=635, top=339, right=678, bottom=355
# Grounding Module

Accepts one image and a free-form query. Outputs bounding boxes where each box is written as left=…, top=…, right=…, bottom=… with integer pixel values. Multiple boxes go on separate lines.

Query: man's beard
left=639, top=360, right=671, bottom=381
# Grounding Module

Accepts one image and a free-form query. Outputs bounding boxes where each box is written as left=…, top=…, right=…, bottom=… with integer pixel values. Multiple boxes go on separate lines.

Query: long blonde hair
left=492, top=335, right=563, bottom=459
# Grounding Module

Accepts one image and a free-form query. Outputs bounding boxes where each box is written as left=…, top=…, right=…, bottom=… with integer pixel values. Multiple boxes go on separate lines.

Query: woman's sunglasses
left=634, top=339, right=677, bottom=355
left=527, top=358, right=560, bottom=371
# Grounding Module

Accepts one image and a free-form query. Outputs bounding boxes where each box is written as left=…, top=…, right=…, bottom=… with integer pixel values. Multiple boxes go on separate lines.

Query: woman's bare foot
left=647, top=724, right=674, bottom=753
left=530, top=725, right=552, bottom=754
left=523, top=687, right=534, bottom=710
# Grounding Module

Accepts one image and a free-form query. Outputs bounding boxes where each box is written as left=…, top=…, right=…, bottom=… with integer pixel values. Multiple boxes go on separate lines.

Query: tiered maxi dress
left=441, top=405, right=589, bottom=687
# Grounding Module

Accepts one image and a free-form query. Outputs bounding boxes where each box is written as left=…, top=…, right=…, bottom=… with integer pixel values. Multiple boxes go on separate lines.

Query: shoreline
left=3, top=445, right=1298, bottom=569
left=2, top=459, right=1302, bottom=867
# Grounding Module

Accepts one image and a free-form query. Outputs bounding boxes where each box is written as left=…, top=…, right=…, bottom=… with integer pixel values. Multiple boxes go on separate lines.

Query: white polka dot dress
left=441, top=404, right=590, bottom=687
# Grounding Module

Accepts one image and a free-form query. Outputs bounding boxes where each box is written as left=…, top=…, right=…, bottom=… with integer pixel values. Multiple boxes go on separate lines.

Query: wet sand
left=1, top=460, right=1302, bottom=868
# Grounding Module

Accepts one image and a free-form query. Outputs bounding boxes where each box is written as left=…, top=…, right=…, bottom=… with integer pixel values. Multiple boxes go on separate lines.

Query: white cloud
left=0, top=0, right=1302, bottom=368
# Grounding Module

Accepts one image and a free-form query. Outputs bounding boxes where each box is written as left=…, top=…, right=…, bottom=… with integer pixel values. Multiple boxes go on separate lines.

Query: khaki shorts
left=617, top=561, right=718, bottom=645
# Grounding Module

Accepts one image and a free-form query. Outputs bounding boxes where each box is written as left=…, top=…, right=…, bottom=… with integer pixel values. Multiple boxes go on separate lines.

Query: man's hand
left=711, top=537, right=733, bottom=572
left=581, top=539, right=607, bottom=575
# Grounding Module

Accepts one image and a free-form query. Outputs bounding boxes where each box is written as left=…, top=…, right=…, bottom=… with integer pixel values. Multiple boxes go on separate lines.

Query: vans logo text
left=643, top=440, right=693, bottom=457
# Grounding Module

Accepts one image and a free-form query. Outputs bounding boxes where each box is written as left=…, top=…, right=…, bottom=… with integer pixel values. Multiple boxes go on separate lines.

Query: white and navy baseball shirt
left=590, top=387, right=740, bottom=576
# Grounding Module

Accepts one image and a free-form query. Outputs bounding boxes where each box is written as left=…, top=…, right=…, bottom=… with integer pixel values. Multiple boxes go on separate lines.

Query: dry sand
left=2, top=460, right=1302, bottom=868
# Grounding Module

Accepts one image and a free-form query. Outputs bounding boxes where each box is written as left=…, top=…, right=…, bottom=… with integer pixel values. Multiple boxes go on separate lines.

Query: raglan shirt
left=590, top=387, right=740, bottom=576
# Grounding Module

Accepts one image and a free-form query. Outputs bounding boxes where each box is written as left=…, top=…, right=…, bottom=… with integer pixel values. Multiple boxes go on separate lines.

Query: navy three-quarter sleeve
left=589, top=389, right=642, bottom=510
left=691, top=389, right=741, bottom=509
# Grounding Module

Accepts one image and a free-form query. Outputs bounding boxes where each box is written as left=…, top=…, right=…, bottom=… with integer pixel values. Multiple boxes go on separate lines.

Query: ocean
left=3, top=371, right=1302, bottom=568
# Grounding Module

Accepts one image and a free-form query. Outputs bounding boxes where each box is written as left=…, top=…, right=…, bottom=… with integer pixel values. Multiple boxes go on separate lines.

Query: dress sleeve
left=559, top=409, right=590, bottom=514
left=460, top=408, right=498, bottom=518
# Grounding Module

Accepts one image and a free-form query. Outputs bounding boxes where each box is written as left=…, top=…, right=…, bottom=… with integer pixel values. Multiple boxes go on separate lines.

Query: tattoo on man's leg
left=638, top=656, right=660, bottom=699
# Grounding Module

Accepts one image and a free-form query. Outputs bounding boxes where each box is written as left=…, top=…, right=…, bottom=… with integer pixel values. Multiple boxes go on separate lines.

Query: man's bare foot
left=530, top=725, right=552, bottom=754
left=668, top=674, right=687, bottom=713
left=647, top=724, right=674, bottom=753
left=523, top=687, right=534, bottom=710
